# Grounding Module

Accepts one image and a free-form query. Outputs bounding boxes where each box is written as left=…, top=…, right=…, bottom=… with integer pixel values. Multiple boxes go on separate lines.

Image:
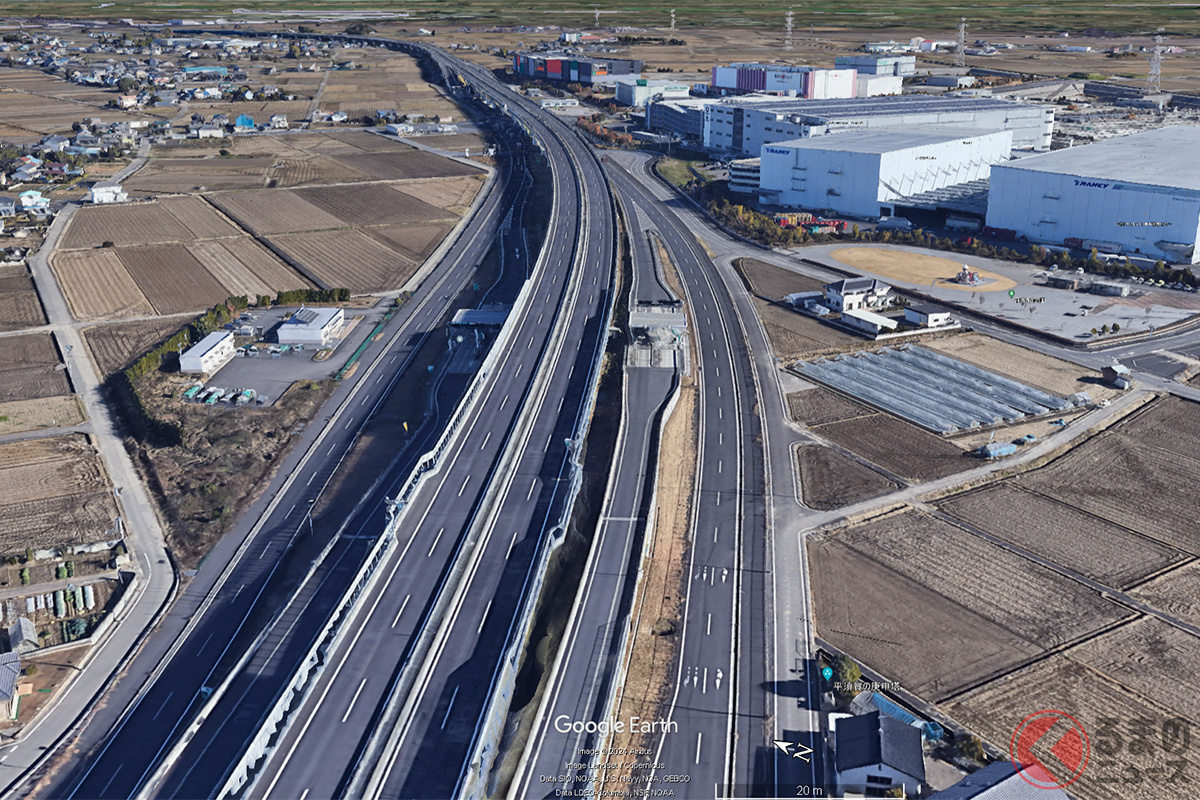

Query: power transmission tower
left=594, top=6, right=600, bottom=27
left=955, top=17, right=967, bottom=68
left=670, top=8, right=676, bottom=32
left=1147, top=27, right=1166, bottom=94
left=785, top=10, right=794, bottom=51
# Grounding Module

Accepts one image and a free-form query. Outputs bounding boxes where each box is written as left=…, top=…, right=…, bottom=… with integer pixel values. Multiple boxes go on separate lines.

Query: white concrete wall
left=837, top=765, right=921, bottom=797
left=986, top=167, right=1200, bottom=263
left=857, top=74, right=903, bottom=96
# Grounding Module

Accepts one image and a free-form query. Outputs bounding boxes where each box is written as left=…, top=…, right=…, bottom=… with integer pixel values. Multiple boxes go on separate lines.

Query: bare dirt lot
left=0, top=396, right=85, bottom=436
left=735, top=257, right=826, bottom=300
left=946, top=656, right=1197, bottom=800
left=925, top=334, right=1115, bottom=400
left=938, top=484, right=1186, bottom=589
left=117, top=245, right=232, bottom=315
left=837, top=510, right=1131, bottom=648
left=811, top=412, right=971, bottom=482
left=0, top=334, right=71, bottom=403
left=796, top=445, right=898, bottom=510
left=392, top=175, right=484, bottom=210
left=786, top=387, right=873, bottom=427
left=810, top=537, right=1043, bottom=698
left=754, top=299, right=859, bottom=359
left=0, top=264, right=46, bottom=331
left=0, top=434, right=117, bottom=554
left=84, top=319, right=189, bottom=377
left=50, top=250, right=155, bottom=321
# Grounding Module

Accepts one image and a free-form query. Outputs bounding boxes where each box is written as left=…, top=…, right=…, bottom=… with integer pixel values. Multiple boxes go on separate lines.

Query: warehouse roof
left=995, top=126, right=1200, bottom=192
left=714, top=93, right=1038, bottom=121
left=282, top=307, right=342, bottom=331
left=763, top=126, right=1008, bottom=155
left=182, top=331, right=232, bottom=360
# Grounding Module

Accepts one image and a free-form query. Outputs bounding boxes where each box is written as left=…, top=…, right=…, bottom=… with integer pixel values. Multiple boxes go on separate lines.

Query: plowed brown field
left=268, top=230, right=413, bottom=293
left=210, top=191, right=344, bottom=234
left=52, top=249, right=154, bottom=321
left=296, top=183, right=451, bottom=227
left=117, top=245, right=230, bottom=314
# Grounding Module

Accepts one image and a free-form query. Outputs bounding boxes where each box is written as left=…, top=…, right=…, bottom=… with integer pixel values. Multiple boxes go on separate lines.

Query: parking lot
left=188, top=302, right=383, bottom=406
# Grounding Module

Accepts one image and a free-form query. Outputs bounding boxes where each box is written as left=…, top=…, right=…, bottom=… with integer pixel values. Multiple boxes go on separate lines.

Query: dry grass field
left=267, top=230, right=416, bottom=293
left=0, top=334, right=71, bottom=403
left=417, top=133, right=490, bottom=152
left=1129, top=563, right=1200, bottom=629
left=838, top=510, right=1131, bottom=647
left=810, top=538, right=1043, bottom=698
left=735, top=257, right=826, bottom=299
left=0, top=434, right=117, bottom=554
left=946, top=656, right=1197, bottom=800
left=786, top=387, right=874, bottom=427
left=295, top=184, right=451, bottom=227
left=125, top=157, right=285, bottom=193
left=925, top=334, right=1115, bottom=399
left=332, top=150, right=481, bottom=181
left=0, top=265, right=46, bottom=331
left=50, top=250, right=155, bottom=320
left=811, top=412, right=970, bottom=482
left=60, top=200, right=223, bottom=250
left=829, top=247, right=1017, bottom=293
left=0, top=396, right=85, bottom=436
left=370, top=224, right=455, bottom=264
left=117, top=245, right=232, bottom=315
left=84, top=318, right=189, bottom=377
left=938, top=484, right=1186, bottom=589
left=796, top=446, right=898, bottom=510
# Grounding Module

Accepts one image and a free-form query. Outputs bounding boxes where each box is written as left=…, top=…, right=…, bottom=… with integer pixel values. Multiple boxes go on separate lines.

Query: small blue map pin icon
left=821, top=666, right=833, bottom=681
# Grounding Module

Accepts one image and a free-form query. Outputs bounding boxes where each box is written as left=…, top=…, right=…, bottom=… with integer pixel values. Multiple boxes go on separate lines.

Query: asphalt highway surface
left=57, top=79, right=526, bottom=800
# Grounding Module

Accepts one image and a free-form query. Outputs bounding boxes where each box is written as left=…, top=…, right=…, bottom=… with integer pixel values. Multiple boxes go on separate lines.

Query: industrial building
left=179, top=331, right=236, bottom=375
left=614, top=76, right=690, bottom=107
left=700, top=94, right=1052, bottom=155
left=645, top=96, right=715, bottom=142
left=758, top=127, right=1012, bottom=219
left=511, top=52, right=642, bottom=85
left=985, top=127, right=1200, bottom=264
left=710, top=63, right=857, bottom=99
left=728, top=158, right=761, bottom=194
left=835, top=54, right=917, bottom=76
left=277, top=307, right=345, bottom=346
left=857, top=74, right=903, bottom=97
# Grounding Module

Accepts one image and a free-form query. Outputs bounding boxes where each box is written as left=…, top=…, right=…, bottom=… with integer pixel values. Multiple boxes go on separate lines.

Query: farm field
left=331, top=150, right=481, bottom=181
left=0, top=265, right=46, bottom=331
left=50, top=250, right=155, bottom=320
left=1129, top=563, right=1200, bottom=630
left=370, top=224, right=455, bottom=264
left=786, top=387, right=873, bottom=427
left=0, top=434, right=117, bottom=554
left=837, top=510, right=1131, bottom=647
left=59, top=197, right=242, bottom=249
left=938, top=484, right=1186, bottom=589
left=84, top=318, right=189, bottom=377
left=735, top=257, right=826, bottom=300
left=1016, top=429, right=1200, bottom=553
left=809, top=538, right=1043, bottom=698
left=417, top=133, right=490, bottom=152
left=0, top=334, right=71, bottom=403
left=294, top=183, right=452, bottom=227
left=123, top=157, right=284, bottom=193
left=755, top=299, right=859, bottom=360
left=796, top=445, right=898, bottom=510
left=946, top=656, right=1197, bottom=800
left=116, top=245, right=232, bottom=315
left=811, top=412, right=970, bottom=482
left=392, top=176, right=485, bottom=210
left=925, top=334, right=1116, bottom=399
left=209, top=191, right=346, bottom=235
left=0, top=396, right=85, bottom=436
left=266, top=229, right=419, bottom=293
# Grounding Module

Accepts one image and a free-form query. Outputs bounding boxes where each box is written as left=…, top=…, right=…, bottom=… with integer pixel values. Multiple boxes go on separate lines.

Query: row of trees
left=575, top=117, right=635, bottom=148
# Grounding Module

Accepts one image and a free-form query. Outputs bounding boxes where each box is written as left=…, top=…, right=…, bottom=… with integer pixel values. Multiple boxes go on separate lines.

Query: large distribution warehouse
left=511, top=52, right=642, bottom=85
left=710, top=63, right=857, bottom=99
left=758, top=127, right=1013, bottom=218
left=986, top=127, right=1200, bottom=264
left=701, top=94, right=1053, bottom=155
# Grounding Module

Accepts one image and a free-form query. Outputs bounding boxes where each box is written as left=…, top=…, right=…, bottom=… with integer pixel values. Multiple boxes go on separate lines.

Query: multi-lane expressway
left=47, top=41, right=609, bottom=800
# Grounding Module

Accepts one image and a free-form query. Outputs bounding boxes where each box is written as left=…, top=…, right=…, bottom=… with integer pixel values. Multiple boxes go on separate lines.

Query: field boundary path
left=0, top=198, right=178, bottom=796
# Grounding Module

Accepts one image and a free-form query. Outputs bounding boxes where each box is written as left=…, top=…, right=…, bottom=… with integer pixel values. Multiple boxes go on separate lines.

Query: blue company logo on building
left=765, top=147, right=791, bottom=155
left=1074, top=179, right=1111, bottom=188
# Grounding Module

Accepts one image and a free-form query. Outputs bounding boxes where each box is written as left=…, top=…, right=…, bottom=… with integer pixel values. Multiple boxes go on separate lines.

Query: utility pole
left=669, top=8, right=675, bottom=32
left=1147, top=27, right=1166, bottom=94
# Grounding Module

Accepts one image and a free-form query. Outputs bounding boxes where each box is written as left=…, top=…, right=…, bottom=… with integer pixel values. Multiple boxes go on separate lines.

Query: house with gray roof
left=835, top=710, right=926, bottom=797
left=929, top=760, right=1071, bottom=799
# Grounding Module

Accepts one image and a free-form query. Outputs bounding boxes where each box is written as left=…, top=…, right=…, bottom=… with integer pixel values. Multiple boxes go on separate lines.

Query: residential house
left=7, top=617, right=37, bottom=654
left=268, top=114, right=288, bottom=130
left=116, top=94, right=138, bottom=108
left=0, top=652, right=21, bottom=719
left=834, top=710, right=926, bottom=797
left=823, top=277, right=893, bottom=312
left=90, top=185, right=128, bottom=203
left=330, top=110, right=348, bottom=123
left=195, top=124, right=225, bottom=139
left=40, top=134, right=71, bottom=152
left=0, top=197, right=15, bottom=216
left=233, top=114, right=255, bottom=131
left=929, top=760, right=1071, bottom=798
left=18, top=190, right=48, bottom=210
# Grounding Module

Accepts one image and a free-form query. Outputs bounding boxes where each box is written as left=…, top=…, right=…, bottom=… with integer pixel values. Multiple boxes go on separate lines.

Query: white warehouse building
left=758, top=127, right=1013, bottom=218
left=703, top=94, right=1052, bottom=156
left=278, top=307, right=345, bottom=346
left=614, top=76, right=691, bottom=107
left=986, top=127, right=1200, bottom=264
left=179, top=331, right=236, bottom=375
